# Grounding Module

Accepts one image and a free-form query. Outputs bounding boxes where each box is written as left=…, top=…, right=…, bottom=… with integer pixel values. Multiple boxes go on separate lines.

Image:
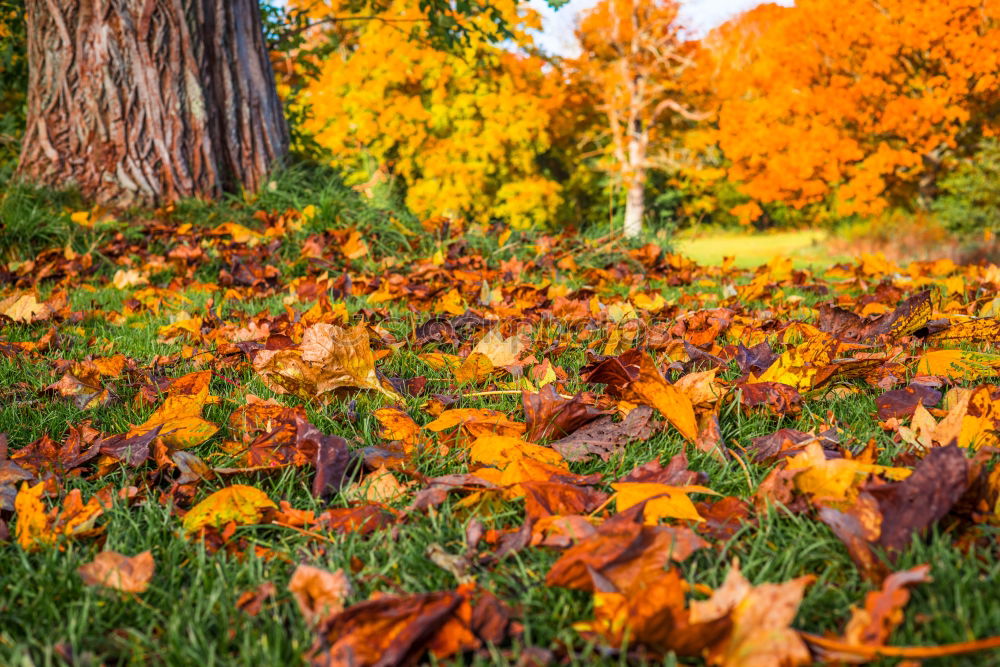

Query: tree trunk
left=623, top=176, right=644, bottom=238
left=622, top=129, right=646, bottom=238
left=18, top=0, right=289, bottom=208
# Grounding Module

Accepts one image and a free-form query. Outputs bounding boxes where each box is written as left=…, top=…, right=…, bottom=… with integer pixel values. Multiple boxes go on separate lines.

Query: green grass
left=675, top=229, right=850, bottom=269
left=0, top=174, right=998, bottom=665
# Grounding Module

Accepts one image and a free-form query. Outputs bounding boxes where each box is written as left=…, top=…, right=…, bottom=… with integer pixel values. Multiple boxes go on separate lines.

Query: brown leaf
left=581, top=348, right=642, bottom=397
left=736, top=381, right=802, bottom=416
left=98, top=425, right=164, bottom=468
left=519, top=480, right=608, bottom=521
left=78, top=550, right=154, bottom=593
left=545, top=502, right=707, bottom=593
left=303, top=416, right=358, bottom=500
left=14, top=426, right=102, bottom=478
left=316, top=505, right=395, bottom=535
left=820, top=510, right=888, bottom=583
left=842, top=565, right=931, bottom=650
left=312, top=590, right=478, bottom=665
left=236, top=581, right=277, bottom=617
left=550, top=405, right=654, bottom=462
left=407, top=473, right=498, bottom=511
left=749, top=427, right=839, bottom=464
left=876, top=383, right=942, bottom=419
left=522, top=384, right=603, bottom=442
left=695, top=496, right=754, bottom=542
left=619, top=450, right=706, bottom=486
left=868, top=444, right=969, bottom=553
left=818, top=291, right=931, bottom=342
left=469, top=589, right=513, bottom=645
left=734, top=342, right=778, bottom=377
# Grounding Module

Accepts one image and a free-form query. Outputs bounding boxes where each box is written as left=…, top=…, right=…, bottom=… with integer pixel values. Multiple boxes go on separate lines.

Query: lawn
left=674, top=229, right=848, bottom=269
left=1, top=172, right=999, bottom=665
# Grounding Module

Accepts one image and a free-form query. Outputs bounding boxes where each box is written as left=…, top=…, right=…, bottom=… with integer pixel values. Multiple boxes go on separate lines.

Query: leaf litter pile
left=2, top=212, right=1000, bottom=664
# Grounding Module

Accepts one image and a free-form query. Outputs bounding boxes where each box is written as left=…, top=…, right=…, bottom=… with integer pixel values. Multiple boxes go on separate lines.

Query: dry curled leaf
left=254, top=323, right=403, bottom=402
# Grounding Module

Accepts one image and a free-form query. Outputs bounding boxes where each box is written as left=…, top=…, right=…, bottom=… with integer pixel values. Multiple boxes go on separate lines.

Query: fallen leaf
left=546, top=503, right=707, bottom=592
left=254, top=323, right=403, bottom=402
left=289, top=564, right=352, bottom=624
left=915, top=349, right=1000, bottom=382
left=78, top=550, right=154, bottom=594
left=522, top=384, right=602, bottom=442
left=698, top=561, right=815, bottom=667
left=838, top=565, right=931, bottom=657
left=612, top=482, right=716, bottom=523
left=311, top=590, right=478, bottom=664
left=550, top=405, right=654, bottom=462
left=629, top=356, right=698, bottom=442
left=183, top=485, right=277, bottom=534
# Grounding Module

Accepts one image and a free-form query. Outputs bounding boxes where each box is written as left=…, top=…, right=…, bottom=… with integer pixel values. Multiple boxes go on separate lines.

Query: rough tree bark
left=18, top=0, right=289, bottom=208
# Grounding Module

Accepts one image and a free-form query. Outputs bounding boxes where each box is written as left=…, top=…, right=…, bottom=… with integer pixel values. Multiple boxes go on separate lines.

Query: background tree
left=703, top=0, right=1000, bottom=223
left=571, top=0, right=700, bottom=238
left=293, top=0, right=564, bottom=227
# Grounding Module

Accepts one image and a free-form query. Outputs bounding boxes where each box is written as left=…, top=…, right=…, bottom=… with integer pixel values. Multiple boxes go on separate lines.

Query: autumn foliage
left=702, top=0, right=1000, bottom=223
left=274, top=0, right=1000, bottom=233
left=293, top=0, right=565, bottom=227
left=2, top=1, right=1000, bottom=661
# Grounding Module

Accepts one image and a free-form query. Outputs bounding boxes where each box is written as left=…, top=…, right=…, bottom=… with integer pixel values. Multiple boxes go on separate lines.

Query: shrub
left=933, top=139, right=1000, bottom=238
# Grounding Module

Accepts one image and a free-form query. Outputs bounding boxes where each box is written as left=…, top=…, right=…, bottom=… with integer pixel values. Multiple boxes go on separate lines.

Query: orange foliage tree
left=703, top=0, right=1000, bottom=224
left=570, top=0, right=702, bottom=238
left=291, top=0, right=565, bottom=228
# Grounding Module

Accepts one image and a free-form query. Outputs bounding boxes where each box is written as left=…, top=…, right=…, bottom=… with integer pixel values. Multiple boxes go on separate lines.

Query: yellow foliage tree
left=294, top=0, right=564, bottom=228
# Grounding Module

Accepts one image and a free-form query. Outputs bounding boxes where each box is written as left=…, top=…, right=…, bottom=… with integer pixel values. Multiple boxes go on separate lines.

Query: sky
left=527, top=0, right=793, bottom=56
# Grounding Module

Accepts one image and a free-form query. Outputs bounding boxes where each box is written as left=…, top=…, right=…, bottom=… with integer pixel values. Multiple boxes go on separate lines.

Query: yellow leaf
left=15, top=482, right=52, bottom=550
left=916, top=349, right=1000, bottom=382
left=70, top=210, right=95, bottom=227
left=129, top=375, right=219, bottom=449
left=632, top=292, right=666, bottom=311
left=418, top=352, right=463, bottom=371
left=612, top=482, right=717, bottom=523
left=753, top=337, right=838, bottom=391
left=434, top=289, right=466, bottom=315
left=213, top=222, right=265, bottom=244
left=471, top=329, right=525, bottom=367
left=112, top=269, right=148, bottom=290
left=454, top=352, right=494, bottom=384
left=786, top=443, right=911, bottom=504
left=469, top=434, right=563, bottom=467
left=183, top=485, right=277, bottom=534
left=0, top=293, right=50, bottom=323
left=340, top=230, right=369, bottom=260
left=254, top=323, right=402, bottom=402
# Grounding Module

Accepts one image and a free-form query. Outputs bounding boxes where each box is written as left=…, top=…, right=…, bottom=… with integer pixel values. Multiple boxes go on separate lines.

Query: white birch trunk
left=623, top=130, right=645, bottom=238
